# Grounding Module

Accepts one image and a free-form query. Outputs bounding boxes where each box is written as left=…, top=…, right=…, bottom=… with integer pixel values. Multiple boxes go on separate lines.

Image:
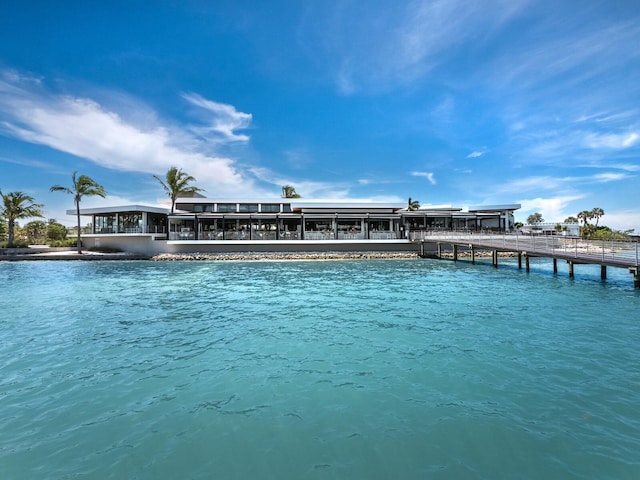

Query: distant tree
left=281, top=185, right=301, bottom=198
left=50, top=172, right=106, bottom=254
left=407, top=197, right=420, bottom=211
left=590, top=207, right=604, bottom=227
left=24, top=220, right=47, bottom=244
left=554, top=223, right=563, bottom=232
left=590, top=226, right=630, bottom=241
left=514, top=221, right=524, bottom=229
left=154, top=166, right=204, bottom=214
left=46, top=220, right=68, bottom=241
left=527, top=212, right=544, bottom=224
left=564, top=216, right=579, bottom=224
left=0, top=190, right=44, bottom=247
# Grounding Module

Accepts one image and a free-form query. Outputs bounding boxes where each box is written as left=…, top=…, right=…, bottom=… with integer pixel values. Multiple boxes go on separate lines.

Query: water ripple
left=1, top=259, right=639, bottom=479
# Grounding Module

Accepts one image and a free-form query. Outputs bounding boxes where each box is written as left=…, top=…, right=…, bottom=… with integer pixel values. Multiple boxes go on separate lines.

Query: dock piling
left=568, top=261, right=574, bottom=279
left=423, top=235, right=639, bottom=288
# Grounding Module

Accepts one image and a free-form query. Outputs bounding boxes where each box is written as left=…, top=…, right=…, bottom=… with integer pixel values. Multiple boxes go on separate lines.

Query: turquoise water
left=1, top=258, right=639, bottom=479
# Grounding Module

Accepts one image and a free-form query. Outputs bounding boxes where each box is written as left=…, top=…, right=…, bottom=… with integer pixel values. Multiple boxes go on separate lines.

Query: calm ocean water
left=1, top=258, right=639, bottom=479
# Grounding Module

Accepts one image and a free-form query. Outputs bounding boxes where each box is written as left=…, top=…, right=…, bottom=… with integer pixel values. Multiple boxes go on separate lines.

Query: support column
left=437, top=242, right=442, bottom=258
left=453, top=244, right=458, bottom=262
left=630, top=268, right=639, bottom=289
left=601, top=265, right=607, bottom=280
left=471, top=245, right=476, bottom=264
left=517, top=252, right=522, bottom=270
left=568, top=261, right=575, bottom=279
left=525, top=255, right=530, bottom=273
left=553, top=258, right=558, bottom=274
left=492, top=250, right=498, bottom=268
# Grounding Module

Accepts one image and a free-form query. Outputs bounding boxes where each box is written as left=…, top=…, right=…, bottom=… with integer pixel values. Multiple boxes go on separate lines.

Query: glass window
left=95, top=214, right=116, bottom=233
left=217, top=203, right=236, bottom=213
left=261, top=204, right=280, bottom=213
left=238, top=204, right=259, bottom=213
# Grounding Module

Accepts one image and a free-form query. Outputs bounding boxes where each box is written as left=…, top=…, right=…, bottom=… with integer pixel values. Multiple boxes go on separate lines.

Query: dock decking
left=416, top=233, right=640, bottom=288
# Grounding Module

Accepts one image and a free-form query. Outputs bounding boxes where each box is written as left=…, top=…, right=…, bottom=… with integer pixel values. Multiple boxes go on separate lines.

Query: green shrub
left=47, top=239, right=80, bottom=247
left=0, top=240, right=30, bottom=248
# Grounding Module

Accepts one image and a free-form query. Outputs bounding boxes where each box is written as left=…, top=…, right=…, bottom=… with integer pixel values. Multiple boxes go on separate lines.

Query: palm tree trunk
left=7, top=219, right=14, bottom=247
left=76, top=199, right=82, bottom=254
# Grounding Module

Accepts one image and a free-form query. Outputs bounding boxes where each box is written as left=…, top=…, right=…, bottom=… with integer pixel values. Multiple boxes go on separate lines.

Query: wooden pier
left=416, top=233, right=640, bottom=288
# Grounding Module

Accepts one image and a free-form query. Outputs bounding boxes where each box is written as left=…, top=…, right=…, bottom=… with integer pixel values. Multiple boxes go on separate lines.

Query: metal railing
left=96, top=226, right=166, bottom=234
left=413, top=231, right=639, bottom=267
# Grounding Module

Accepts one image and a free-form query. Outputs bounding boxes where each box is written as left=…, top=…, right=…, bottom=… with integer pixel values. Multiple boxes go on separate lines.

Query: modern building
left=73, top=198, right=521, bottom=255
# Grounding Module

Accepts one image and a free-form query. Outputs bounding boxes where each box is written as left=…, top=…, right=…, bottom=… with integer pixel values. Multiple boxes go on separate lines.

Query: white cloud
left=411, top=171, right=436, bottom=184
left=466, top=151, right=485, bottom=158
left=0, top=72, right=251, bottom=196
left=598, top=209, right=640, bottom=233
left=517, top=195, right=585, bottom=223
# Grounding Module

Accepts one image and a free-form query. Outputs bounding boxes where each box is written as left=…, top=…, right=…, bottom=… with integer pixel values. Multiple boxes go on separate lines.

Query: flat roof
left=72, top=205, right=170, bottom=216
left=468, top=204, right=521, bottom=212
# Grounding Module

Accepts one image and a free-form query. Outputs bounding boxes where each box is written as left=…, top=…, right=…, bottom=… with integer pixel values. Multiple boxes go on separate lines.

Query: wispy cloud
left=411, top=171, right=436, bottom=185
left=283, top=148, right=314, bottom=169
left=584, top=131, right=639, bottom=150
left=466, top=150, right=485, bottom=159
left=305, top=0, right=532, bottom=93
left=498, top=171, right=632, bottom=195
left=247, top=166, right=349, bottom=198
left=181, top=92, right=252, bottom=143
left=592, top=172, right=629, bottom=182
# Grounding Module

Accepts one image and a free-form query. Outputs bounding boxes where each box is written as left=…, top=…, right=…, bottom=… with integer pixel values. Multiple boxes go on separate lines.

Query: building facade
left=74, top=198, right=520, bottom=255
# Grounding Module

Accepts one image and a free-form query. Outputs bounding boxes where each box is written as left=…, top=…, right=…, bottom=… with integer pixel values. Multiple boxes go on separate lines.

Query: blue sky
left=0, top=0, right=639, bottom=230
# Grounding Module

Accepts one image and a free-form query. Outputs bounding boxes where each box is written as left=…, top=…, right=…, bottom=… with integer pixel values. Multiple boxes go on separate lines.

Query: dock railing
left=412, top=231, right=639, bottom=267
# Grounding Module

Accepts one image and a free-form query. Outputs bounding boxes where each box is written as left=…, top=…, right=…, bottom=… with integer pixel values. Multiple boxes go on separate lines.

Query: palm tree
left=407, top=197, right=420, bottom=211
left=577, top=210, right=592, bottom=226
left=0, top=190, right=44, bottom=247
left=590, top=207, right=604, bottom=227
left=153, top=167, right=204, bottom=214
left=50, top=172, right=106, bottom=253
left=281, top=185, right=301, bottom=198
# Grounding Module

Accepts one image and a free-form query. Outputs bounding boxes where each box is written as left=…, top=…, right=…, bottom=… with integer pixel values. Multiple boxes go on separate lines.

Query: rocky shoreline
left=150, top=251, right=420, bottom=261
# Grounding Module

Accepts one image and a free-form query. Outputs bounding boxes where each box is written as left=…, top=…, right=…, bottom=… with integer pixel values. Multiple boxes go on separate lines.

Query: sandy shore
left=0, top=250, right=149, bottom=261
